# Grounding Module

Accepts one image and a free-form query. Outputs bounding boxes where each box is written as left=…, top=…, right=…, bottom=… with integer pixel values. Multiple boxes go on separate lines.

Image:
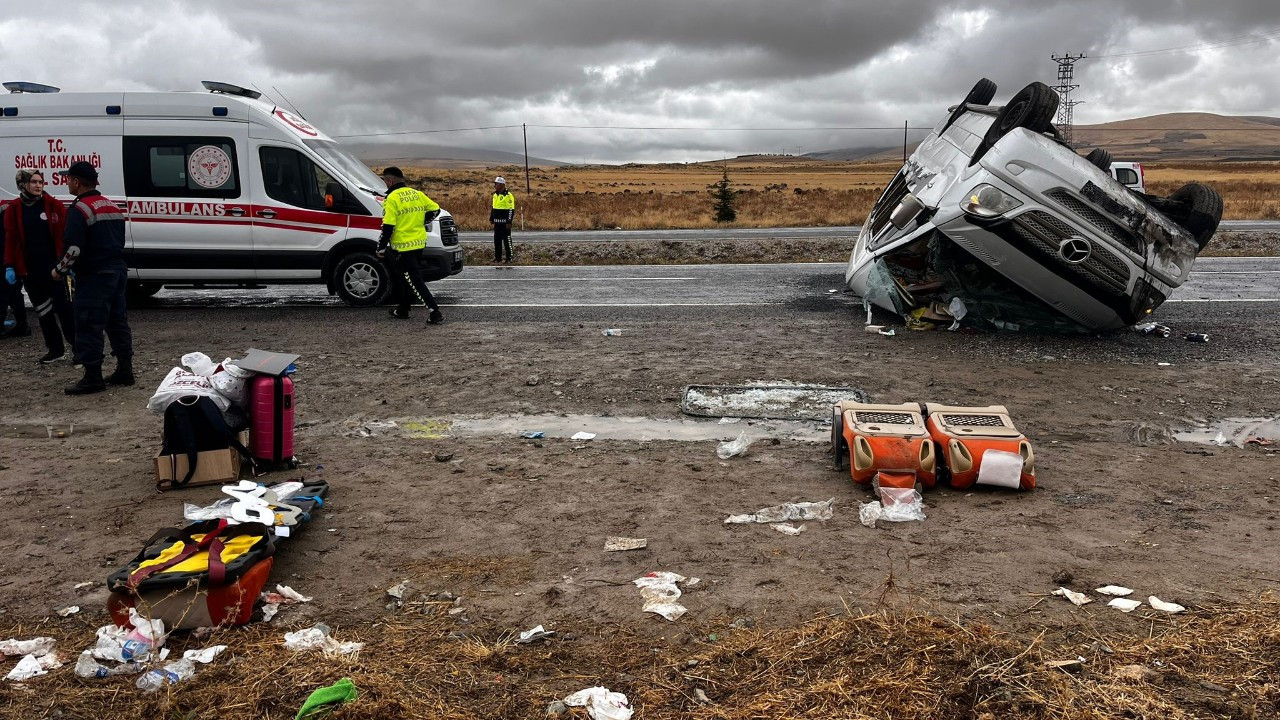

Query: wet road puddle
left=346, top=414, right=827, bottom=443
left=1, top=423, right=101, bottom=439
left=1174, top=417, right=1280, bottom=447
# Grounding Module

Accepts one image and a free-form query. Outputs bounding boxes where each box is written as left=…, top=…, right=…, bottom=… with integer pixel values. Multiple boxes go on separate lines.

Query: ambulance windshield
left=303, top=140, right=385, bottom=194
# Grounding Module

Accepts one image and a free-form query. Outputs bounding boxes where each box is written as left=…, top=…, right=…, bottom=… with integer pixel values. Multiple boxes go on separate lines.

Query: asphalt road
left=148, top=256, right=1280, bottom=310
left=460, top=221, right=1280, bottom=243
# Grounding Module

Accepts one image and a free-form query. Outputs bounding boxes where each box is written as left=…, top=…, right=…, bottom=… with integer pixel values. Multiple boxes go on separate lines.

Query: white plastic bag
left=716, top=431, right=752, bottom=459
left=725, top=498, right=834, bottom=524
left=633, top=572, right=691, bottom=621
left=147, top=367, right=231, bottom=413
left=564, top=686, right=633, bottom=720
left=181, top=352, right=217, bottom=377
left=209, top=359, right=252, bottom=406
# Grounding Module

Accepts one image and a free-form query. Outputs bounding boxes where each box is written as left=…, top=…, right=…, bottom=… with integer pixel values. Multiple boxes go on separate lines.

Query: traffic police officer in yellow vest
left=378, top=167, right=444, bottom=324
left=491, top=176, right=516, bottom=263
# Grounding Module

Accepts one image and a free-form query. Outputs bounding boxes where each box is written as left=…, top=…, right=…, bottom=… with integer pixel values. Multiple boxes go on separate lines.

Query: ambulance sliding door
left=121, top=131, right=252, bottom=280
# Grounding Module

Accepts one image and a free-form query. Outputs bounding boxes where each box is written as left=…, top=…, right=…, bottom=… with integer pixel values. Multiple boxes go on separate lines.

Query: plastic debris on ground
left=571, top=431, right=596, bottom=441
left=716, top=431, right=752, bottom=459
left=90, top=609, right=167, bottom=664
left=1149, top=596, right=1186, bottom=614
left=1052, top=588, right=1094, bottom=606
left=725, top=498, right=834, bottom=524
left=56, top=606, right=80, bottom=617
left=601, top=329, right=623, bottom=336
left=859, top=487, right=926, bottom=527
left=349, top=420, right=398, bottom=438
left=519, top=430, right=545, bottom=439
left=975, top=449, right=1023, bottom=488
left=1133, top=322, right=1172, bottom=338
left=1108, top=598, right=1143, bottom=613
left=2, top=637, right=60, bottom=682
left=384, top=580, right=414, bottom=610
left=296, top=677, right=358, bottom=720
left=73, top=581, right=95, bottom=590
left=564, top=686, right=634, bottom=720
left=515, top=625, right=555, bottom=644
left=682, top=383, right=868, bottom=421
left=283, top=624, right=363, bottom=656
left=633, top=572, right=695, bottom=621
left=772, top=523, right=805, bottom=536
left=604, top=537, right=647, bottom=552
left=260, top=584, right=313, bottom=622
left=1095, top=585, right=1134, bottom=597
left=136, top=645, right=228, bottom=693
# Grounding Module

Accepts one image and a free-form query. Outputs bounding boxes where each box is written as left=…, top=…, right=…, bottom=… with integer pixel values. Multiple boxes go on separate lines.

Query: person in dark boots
left=53, top=162, right=133, bottom=395
left=3, top=170, right=76, bottom=362
left=377, top=167, right=445, bottom=325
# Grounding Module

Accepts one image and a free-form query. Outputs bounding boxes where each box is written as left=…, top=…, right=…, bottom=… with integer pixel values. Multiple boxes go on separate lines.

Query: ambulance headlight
left=961, top=184, right=1021, bottom=218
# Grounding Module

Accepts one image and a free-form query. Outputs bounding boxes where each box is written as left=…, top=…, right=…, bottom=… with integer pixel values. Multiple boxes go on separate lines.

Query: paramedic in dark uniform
left=378, top=167, right=444, bottom=324
left=3, top=170, right=76, bottom=361
left=0, top=204, right=31, bottom=340
left=53, top=161, right=134, bottom=395
left=491, top=176, right=516, bottom=263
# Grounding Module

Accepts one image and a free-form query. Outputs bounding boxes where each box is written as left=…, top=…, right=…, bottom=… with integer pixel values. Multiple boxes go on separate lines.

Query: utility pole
left=903, top=120, right=908, bottom=163
left=1051, top=53, right=1086, bottom=144
left=522, top=123, right=530, bottom=193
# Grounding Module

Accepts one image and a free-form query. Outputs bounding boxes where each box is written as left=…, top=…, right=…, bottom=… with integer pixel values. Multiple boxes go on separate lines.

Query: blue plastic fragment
left=520, top=431, right=545, bottom=439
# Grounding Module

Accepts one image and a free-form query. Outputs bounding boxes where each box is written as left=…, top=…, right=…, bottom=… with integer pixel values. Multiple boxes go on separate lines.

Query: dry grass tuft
left=2, top=594, right=1276, bottom=719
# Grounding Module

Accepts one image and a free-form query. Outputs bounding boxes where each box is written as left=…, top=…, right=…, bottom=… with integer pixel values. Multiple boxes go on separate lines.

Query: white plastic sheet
left=859, top=489, right=926, bottom=527
left=772, top=523, right=805, bottom=536
left=1148, top=596, right=1186, bottom=614
left=283, top=625, right=363, bottom=656
left=1108, top=598, right=1143, bottom=613
left=147, top=367, right=231, bottom=413
left=1095, top=585, right=1134, bottom=597
left=976, top=450, right=1023, bottom=488
left=0, top=638, right=56, bottom=658
left=716, top=431, right=752, bottom=459
left=564, top=686, right=634, bottom=720
left=725, top=498, right=834, bottom=524
left=1052, top=587, right=1094, bottom=606
left=633, top=572, right=692, bottom=621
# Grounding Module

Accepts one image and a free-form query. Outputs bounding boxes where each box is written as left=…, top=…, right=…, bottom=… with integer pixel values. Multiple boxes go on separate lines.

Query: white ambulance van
left=0, top=81, right=463, bottom=306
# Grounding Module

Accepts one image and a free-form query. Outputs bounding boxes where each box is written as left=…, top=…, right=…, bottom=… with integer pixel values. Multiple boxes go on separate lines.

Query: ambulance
left=0, top=81, right=463, bottom=306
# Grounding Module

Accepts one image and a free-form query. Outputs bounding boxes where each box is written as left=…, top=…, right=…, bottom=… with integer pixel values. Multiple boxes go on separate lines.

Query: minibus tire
left=964, top=77, right=997, bottom=106
left=334, top=251, right=392, bottom=307
left=1085, top=148, right=1113, bottom=170
left=1168, top=183, right=1224, bottom=250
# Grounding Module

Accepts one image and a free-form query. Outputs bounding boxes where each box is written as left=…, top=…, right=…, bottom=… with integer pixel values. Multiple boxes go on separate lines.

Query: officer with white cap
left=490, top=176, right=516, bottom=263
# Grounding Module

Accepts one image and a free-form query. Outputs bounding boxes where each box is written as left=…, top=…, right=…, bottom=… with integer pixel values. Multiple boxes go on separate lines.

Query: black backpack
left=160, top=396, right=257, bottom=490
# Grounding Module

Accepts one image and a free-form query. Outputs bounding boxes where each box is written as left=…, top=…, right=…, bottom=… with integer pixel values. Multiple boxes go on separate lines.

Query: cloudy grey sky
left=2, top=0, right=1278, bottom=163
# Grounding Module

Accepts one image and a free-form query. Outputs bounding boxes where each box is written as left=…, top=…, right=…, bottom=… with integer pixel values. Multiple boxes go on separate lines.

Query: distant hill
left=348, top=141, right=568, bottom=169
left=808, top=112, right=1280, bottom=163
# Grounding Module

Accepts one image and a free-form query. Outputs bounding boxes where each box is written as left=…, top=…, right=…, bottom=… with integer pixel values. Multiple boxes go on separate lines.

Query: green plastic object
left=296, top=677, right=358, bottom=719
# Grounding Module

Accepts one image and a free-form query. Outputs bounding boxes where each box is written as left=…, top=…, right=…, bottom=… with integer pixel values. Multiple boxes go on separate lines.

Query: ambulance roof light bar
left=4, top=82, right=61, bottom=94
left=201, top=81, right=262, bottom=100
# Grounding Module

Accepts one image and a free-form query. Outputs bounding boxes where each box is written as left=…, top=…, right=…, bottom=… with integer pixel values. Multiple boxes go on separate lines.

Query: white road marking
left=438, top=302, right=779, bottom=308
left=446, top=277, right=697, bottom=282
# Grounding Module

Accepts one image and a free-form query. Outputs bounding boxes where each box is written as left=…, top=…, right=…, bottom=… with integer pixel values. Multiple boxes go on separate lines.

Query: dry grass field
left=404, top=158, right=1280, bottom=231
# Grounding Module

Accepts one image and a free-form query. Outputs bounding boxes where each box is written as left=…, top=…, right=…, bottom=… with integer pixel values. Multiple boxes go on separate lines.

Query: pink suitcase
left=248, top=374, right=296, bottom=466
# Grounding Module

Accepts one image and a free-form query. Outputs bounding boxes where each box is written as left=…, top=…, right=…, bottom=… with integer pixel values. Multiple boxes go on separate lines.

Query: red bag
left=248, top=375, right=296, bottom=466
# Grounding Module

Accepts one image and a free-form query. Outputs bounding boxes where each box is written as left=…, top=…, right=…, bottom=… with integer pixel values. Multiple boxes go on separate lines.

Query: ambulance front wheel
left=334, top=251, right=393, bottom=307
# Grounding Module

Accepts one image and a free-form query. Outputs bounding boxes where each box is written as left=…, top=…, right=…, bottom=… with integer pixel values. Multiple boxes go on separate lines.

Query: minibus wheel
left=1085, top=148, right=1113, bottom=171
left=334, top=251, right=392, bottom=307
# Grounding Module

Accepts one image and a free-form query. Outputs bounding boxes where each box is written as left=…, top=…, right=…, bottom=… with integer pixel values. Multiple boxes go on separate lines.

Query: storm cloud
left=1, top=0, right=1278, bottom=162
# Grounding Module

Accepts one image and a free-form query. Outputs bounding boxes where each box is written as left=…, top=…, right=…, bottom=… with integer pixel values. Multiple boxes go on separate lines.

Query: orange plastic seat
left=924, top=404, right=1035, bottom=490
left=832, top=401, right=937, bottom=489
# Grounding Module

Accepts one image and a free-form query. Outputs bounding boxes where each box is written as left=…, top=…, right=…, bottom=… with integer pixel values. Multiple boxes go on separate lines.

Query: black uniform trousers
left=493, top=222, right=513, bottom=262
left=24, top=272, right=76, bottom=355
left=72, top=266, right=132, bottom=367
left=389, top=248, right=439, bottom=315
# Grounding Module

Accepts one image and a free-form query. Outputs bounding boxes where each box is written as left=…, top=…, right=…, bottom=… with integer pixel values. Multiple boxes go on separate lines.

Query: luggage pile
left=149, top=348, right=299, bottom=491
left=832, top=400, right=1035, bottom=491
left=106, top=479, right=329, bottom=630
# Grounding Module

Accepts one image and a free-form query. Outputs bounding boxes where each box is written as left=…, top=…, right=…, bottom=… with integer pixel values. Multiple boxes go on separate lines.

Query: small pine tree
left=711, top=167, right=737, bottom=223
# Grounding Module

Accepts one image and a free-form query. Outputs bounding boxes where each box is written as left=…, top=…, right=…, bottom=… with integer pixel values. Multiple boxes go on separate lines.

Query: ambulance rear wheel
left=831, top=407, right=848, bottom=471
left=334, top=251, right=392, bottom=307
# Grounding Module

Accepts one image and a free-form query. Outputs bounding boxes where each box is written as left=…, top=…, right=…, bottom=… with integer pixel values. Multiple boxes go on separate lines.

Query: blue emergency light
left=3, top=81, right=60, bottom=93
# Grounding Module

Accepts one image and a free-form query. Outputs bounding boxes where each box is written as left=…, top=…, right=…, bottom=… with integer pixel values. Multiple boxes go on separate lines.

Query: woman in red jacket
left=2, top=170, right=76, bottom=362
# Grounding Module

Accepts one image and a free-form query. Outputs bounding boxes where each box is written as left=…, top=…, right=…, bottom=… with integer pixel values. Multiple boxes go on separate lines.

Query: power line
left=332, top=124, right=523, bottom=138
left=1094, top=27, right=1280, bottom=59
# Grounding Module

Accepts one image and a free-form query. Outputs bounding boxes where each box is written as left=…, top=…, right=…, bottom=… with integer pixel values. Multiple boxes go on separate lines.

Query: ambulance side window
left=259, top=147, right=330, bottom=211
left=123, top=137, right=240, bottom=198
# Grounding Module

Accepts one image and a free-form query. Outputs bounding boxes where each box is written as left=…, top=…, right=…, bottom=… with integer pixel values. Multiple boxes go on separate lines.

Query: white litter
left=716, top=431, right=752, bottom=459
left=1095, top=585, right=1134, bottom=597
left=564, top=686, right=634, bottom=720
left=633, top=572, right=692, bottom=621
left=1108, top=598, right=1143, bottom=613
left=259, top=584, right=312, bottom=622
left=283, top=625, right=363, bottom=656
left=516, top=625, right=555, bottom=644
left=1148, top=596, right=1186, bottom=614
left=73, top=581, right=95, bottom=590
left=1052, top=588, right=1094, bottom=606
left=0, top=638, right=56, bottom=658
left=182, top=645, right=228, bottom=664
left=74, top=651, right=144, bottom=678
left=604, top=537, right=648, bottom=552
left=725, top=498, right=834, bottom=524
left=5, top=654, right=55, bottom=681
left=859, top=488, right=926, bottom=527
left=947, top=297, right=968, bottom=330
left=571, top=431, right=596, bottom=441
left=718, top=417, right=741, bottom=424
left=975, top=449, right=1023, bottom=488
left=772, top=523, right=805, bottom=536
left=57, top=606, right=80, bottom=617
left=276, top=585, right=312, bottom=603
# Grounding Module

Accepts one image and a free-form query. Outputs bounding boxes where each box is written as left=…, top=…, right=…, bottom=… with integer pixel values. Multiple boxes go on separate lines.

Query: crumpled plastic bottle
left=136, top=658, right=195, bottom=693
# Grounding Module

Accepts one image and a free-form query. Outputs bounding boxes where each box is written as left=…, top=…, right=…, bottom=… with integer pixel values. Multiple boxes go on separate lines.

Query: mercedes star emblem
left=1058, top=236, right=1092, bottom=264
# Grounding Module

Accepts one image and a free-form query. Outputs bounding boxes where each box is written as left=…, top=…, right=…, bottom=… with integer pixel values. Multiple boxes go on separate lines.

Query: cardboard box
left=154, top=432, right=248, bottom=490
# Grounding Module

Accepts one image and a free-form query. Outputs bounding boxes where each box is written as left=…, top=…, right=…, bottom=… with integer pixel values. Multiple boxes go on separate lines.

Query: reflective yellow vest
left=491, top=191, right=515, bottom=223
left=382, top=186, right=440, bottom=252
